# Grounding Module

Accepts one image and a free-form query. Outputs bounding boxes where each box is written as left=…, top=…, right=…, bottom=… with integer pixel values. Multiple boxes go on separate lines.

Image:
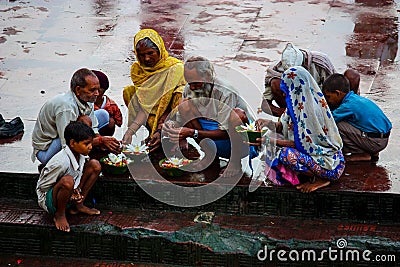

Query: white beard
left=190, top=83, right=213, bottom=105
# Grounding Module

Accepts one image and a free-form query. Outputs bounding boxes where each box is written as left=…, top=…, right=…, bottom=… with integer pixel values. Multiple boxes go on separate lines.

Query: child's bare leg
left=52, top=175, right=75, bottom=232
left=75, top=159, right=101, bottom=215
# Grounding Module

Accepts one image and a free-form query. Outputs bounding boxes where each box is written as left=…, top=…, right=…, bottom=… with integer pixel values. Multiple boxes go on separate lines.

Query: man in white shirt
left=32, top=68, right=121, bottom=165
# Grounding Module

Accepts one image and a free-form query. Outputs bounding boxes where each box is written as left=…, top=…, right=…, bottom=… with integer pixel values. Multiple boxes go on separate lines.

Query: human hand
left=245, top=134, right=274, bottom=147
left=147, top=132, right=161, bottom=152
left=102, top=136, right=122, bottom=154
left=70, top=188, right=83, bottom=204
left=163, top=127, right=193, bottom=143
left=245, top=136, right=264, bottom=147
left=122, top=129, right=134, bottom=145
left=255, top=118, right=275, bottom=131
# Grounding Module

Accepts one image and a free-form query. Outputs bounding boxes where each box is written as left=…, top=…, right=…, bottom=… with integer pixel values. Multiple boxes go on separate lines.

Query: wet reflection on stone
left=355, top=0, right=394, bottom=6
left=0, top=132, right=23, bottom=145
left=332, top=162, right=391, bottom=192
left=346, top=4, right=398, bottom=65
left=92, top=0, right=116, bottom=16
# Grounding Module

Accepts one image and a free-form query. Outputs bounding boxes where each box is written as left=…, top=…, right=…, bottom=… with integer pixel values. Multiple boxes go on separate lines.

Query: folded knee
left=59, top=175, right=75, bottom=190
left=94, top=109, right=110, bottom=129
left=86, top=159, right=101, bottom=173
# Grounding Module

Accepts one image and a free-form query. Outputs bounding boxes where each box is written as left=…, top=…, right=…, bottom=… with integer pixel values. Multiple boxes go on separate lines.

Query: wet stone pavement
left=0, top=0, right=400, bottom=265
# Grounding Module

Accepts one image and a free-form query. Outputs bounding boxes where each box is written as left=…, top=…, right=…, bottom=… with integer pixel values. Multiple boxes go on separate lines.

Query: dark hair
left=91, top=70, right=109, bottom=90
left=70, top=68, right=97, bottom=92
left=64, top=121, right=95, bottom=146
left=322, top=73, right=350, bottom=93
left=136, top=37, right=160, bottom=54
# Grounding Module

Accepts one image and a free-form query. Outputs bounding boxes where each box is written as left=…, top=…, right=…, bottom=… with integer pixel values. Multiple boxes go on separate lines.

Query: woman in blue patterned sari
left=256, top=66, right=345, bottom=192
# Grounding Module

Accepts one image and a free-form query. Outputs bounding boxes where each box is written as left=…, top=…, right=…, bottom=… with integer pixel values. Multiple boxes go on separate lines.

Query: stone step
left=0, top=198, right=399, bottom=266
left=1, top=170, right=399, bottom=223
left=0, top=255, right=165, bottom=267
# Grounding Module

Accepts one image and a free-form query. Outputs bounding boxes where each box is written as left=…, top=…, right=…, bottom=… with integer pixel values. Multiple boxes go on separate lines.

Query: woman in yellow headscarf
left=122, top=29, right=185, bottom=151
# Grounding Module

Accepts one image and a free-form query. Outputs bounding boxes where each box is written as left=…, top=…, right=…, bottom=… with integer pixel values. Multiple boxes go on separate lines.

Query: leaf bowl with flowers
left=100, top=153, right=132, bottom=175
left=122, top=143, right=149, bottom=160
left=159, top=156, right=192, bottom=176
left=235, top=121, right=267, bottom=143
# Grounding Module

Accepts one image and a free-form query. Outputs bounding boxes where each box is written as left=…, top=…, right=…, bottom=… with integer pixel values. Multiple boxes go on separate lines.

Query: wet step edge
left=0, top=172, right=399, bottom=223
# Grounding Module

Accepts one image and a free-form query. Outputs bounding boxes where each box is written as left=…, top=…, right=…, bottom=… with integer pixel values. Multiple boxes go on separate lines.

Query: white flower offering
left=124, top=143, right=149, bottom=155
left=236, top=121, right=258, bottom=132
left=102, top=153, right=130, bottom=166
left=167, top=157, right=183, bottom=166
left=161, top=156, right=192, bottom=169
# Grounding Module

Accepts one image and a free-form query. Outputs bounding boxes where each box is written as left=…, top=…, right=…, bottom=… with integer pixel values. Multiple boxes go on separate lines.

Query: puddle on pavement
left=335, top=162, right=391, bottom=192
left=345, top=0, right=399, bottom=68
left=356, top=0, right=395, bottom=6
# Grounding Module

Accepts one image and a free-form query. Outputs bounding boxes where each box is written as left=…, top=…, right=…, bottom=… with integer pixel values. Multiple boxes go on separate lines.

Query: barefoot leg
left=75, top=159, right=101, bottom=215
left=219, top=109, right=249, bottom=178
left=75, top=203, right=100, bottom=215
left=296, top=178, right=330, bottom=193
left=68, top=208, right=79, bottom=215
left=219, top=157, right=244, bottom=178
left=53, top=214, right=70, bottom=232
left=52, top=176, right=75, bottom=232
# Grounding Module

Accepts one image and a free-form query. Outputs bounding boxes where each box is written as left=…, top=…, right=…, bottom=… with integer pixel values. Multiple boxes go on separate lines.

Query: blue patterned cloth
left=266, top=66, right=345, bottom=183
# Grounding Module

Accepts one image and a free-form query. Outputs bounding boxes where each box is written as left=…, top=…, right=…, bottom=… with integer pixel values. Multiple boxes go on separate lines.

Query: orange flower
left=287, top=72, right=297, bottom=79
left=319, top=99, right=328, bottom=108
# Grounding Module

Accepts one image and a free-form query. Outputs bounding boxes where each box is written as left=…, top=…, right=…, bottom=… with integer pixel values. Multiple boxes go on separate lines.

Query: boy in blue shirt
left=36, top=121, right=101, bottom=232
left=322, top=73, right=392, bottom=162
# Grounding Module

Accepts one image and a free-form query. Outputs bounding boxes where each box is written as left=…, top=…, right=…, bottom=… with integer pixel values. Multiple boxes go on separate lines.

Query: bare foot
left=219, top=165, right=243, bottom=178
left=68, top=208, right=79, bottom=215
left=344, top=153, right=371, bottom=162
left=296, top=178, right=330, bottom=193
left=54, top=213, right=70, bottom=232
left=75, top=204, right=100, bottom=215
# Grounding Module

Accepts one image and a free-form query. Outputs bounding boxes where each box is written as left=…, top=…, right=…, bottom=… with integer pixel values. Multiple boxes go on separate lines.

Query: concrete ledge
left=1, top=172, right=399, bottom=223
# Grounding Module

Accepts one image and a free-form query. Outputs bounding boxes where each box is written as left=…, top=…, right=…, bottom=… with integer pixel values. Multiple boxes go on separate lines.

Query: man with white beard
left=164, top=56, right=253, bottom=177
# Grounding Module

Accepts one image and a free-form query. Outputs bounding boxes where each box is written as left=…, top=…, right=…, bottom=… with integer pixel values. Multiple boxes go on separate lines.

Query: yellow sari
left=123, top=29, right=185, bottom=137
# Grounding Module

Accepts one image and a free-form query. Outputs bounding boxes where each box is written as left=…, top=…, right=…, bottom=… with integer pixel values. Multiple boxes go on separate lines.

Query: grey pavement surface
left=0, top=0, right=399, bottom=192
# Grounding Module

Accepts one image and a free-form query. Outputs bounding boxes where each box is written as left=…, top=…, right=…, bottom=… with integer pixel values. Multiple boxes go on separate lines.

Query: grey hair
left=184, top=56, right=215, bottom=83
left=70, top=68, right=97, bottom=92
left=135, top=37, right=160, bottom=54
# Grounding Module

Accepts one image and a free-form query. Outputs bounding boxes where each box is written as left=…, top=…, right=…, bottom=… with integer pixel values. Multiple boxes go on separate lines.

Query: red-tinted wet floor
left=0, top=2, right=399, bottom=191
left=1, top=199, right=399, bottom=245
